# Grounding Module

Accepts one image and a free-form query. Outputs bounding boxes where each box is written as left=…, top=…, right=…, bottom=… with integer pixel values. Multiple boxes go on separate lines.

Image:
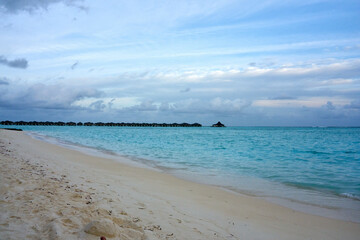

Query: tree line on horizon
left=0, top=120, right=202, bottom=127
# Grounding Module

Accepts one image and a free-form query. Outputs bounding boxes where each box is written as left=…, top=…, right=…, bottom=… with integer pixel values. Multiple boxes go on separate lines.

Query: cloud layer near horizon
left=1, top=58, right=359, bottom=125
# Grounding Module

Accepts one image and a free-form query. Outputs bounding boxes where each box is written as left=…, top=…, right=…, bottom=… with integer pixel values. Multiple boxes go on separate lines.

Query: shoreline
left=1, top=129, right=360, bottom=239
left=26, top=129, right=360, bottom=223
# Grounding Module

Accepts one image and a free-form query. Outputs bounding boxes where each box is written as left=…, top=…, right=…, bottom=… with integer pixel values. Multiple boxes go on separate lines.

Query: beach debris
left=84, top=219, right=118, bottom=238
left=132, top=217, right=140, bottom=222
left=100, top=237, right=106, bottom=240
left=120, top=210, right=128, bottom=215
left=137, top=202, right=146, bottom=210
left=144, top=225, right=161, bottom=231
left=144, top=226, right=154, bottom=231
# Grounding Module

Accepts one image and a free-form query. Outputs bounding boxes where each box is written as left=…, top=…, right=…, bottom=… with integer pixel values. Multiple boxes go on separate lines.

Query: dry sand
left=0, top=129, right=359, bottom=240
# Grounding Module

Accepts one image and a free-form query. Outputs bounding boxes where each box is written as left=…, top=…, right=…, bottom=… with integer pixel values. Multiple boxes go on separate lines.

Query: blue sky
left=0, top=0, right=359, bottom=126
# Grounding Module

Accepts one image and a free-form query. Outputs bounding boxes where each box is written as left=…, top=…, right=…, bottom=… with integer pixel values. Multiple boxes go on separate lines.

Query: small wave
left=340, top=193, right=360, bottom=201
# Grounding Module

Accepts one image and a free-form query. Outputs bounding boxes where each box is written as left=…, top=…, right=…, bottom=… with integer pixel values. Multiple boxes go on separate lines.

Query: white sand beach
left=0, top=129, right=359, bottom=240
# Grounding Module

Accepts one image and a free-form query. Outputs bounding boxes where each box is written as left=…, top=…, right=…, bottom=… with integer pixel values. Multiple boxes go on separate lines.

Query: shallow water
left=8, top=125, right=360, bottom=222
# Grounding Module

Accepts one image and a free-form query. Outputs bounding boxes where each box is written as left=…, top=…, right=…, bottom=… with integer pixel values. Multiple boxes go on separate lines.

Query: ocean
left=8, top=125, right=360, bottom=222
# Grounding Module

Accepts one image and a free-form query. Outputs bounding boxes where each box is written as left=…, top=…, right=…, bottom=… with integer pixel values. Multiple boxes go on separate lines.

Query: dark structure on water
left=0, top=120, right=202, bottom=128
left=212, top=121, right=225, bottom=127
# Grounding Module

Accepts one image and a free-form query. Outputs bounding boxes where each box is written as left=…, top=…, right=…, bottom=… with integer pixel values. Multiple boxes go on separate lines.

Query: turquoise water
left=8, top=126, right=360, bottom=220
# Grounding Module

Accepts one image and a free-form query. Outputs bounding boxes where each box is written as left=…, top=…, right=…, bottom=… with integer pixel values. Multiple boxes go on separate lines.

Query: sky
left=0, top=0, right=360, bottom=126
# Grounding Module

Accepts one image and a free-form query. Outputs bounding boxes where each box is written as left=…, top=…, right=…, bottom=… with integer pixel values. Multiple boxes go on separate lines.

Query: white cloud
left=72, top=97, right=140, bottom=110
left=240, top=59, right=360, bottom=80
left=253, top=97, right=351, bottom=108
left=128, top=59, right=360, bottom=86
left=210, top=98, right=250, bottom=112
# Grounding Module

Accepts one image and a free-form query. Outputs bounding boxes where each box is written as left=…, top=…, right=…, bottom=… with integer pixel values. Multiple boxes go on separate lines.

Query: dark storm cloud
left=0, top=0, right=86, bottom=13
left=0, top=56, right=28, bottom=69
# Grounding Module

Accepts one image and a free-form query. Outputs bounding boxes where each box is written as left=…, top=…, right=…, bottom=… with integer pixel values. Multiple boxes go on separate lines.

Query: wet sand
left=0, top=129, right=359, bottom=239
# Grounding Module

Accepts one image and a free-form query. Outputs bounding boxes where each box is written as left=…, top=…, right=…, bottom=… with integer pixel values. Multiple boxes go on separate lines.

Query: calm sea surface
left=9, top=126, right=360, bottom=221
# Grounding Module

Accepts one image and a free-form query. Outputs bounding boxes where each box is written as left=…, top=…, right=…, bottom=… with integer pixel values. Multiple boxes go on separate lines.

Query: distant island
left=212, top=121, right=225, bottom=127
left=0, top=120, right=202, bottom=127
